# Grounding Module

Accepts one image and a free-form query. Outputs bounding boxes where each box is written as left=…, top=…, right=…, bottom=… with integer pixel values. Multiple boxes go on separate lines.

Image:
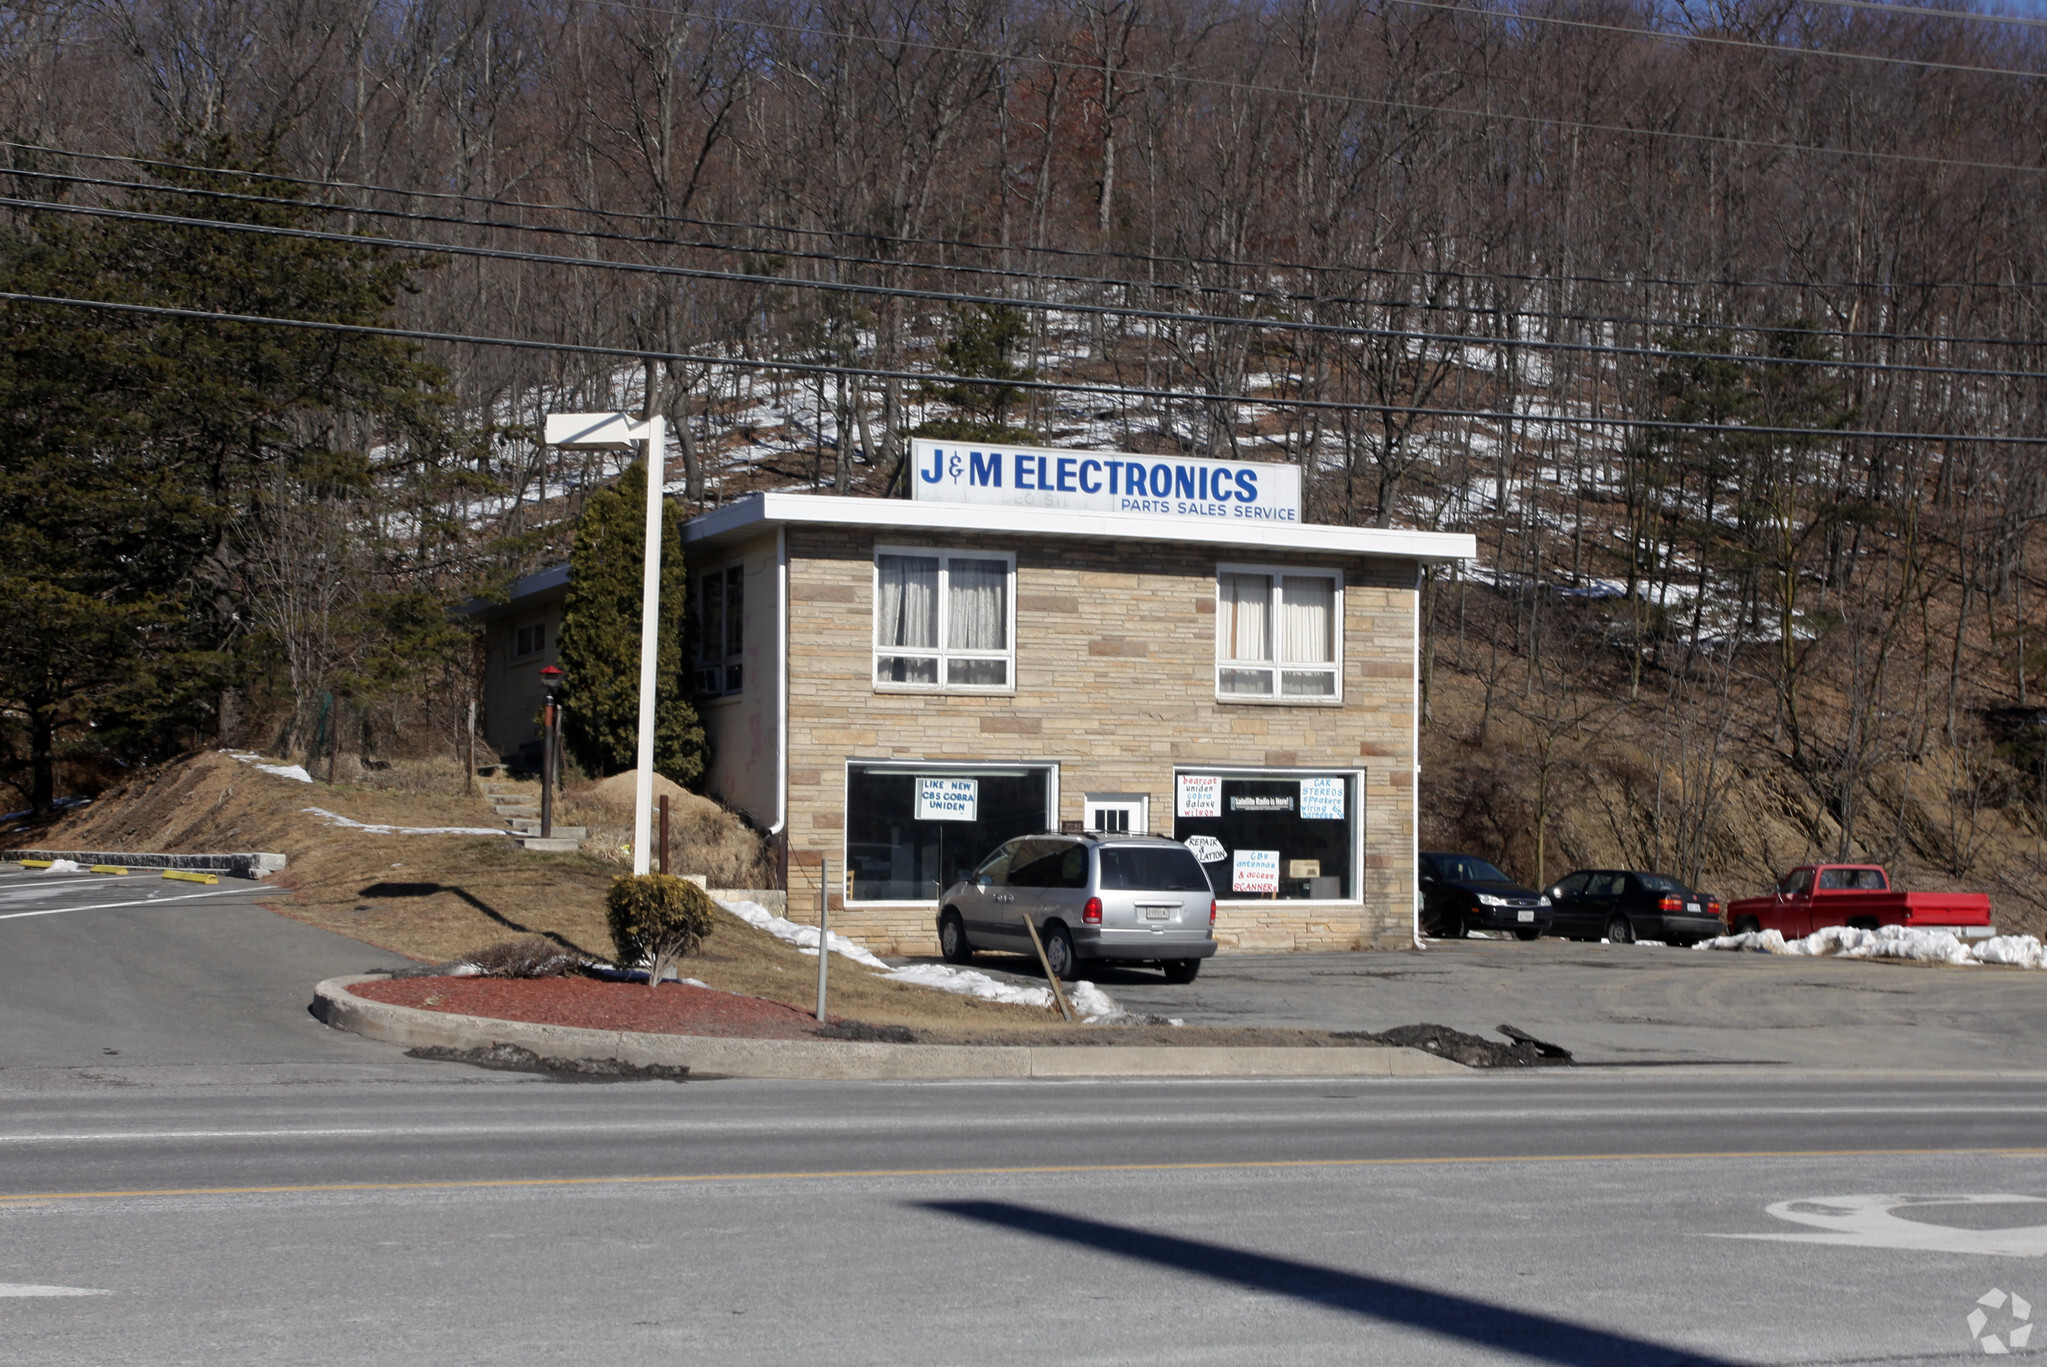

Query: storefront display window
left=1171, top=770, right=1358, bottom=901
left=845, top=763, right=1055, bottom=902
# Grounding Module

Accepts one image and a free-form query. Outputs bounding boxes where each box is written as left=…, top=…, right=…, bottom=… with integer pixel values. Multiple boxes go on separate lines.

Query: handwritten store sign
left=1232, top=849, right=1280, bottom=895
left=1176, top=774, right=1221, bottom=819
left=915, top=777, right=979, bottom=821
left=914, top=438, right=1302, bottom=525
left=1300, top=777, right=1346, bottom=820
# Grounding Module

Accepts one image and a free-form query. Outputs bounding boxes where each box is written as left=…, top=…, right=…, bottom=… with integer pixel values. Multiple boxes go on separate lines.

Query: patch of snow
left=1697, top=924, right=2045, bottom=968
left=303, top=807, right=510, bottom=837
left=221, top=749, right=316, bottom=783
left=1634, top=940, right=1669, bottom=948
left=41, top=859, right=82, bottom=874
left=719, top=898, right=1126, bottom=1022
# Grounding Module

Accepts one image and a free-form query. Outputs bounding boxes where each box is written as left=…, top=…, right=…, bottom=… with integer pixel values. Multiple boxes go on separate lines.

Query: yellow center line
left=4, top=1146, right=2045, bottom=1204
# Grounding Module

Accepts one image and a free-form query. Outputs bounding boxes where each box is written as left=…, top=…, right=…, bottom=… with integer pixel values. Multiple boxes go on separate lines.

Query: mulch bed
left=352, top=974, right=833, bottom=1040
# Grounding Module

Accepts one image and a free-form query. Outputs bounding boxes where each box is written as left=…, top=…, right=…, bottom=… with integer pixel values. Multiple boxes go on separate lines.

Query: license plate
left=1145, top=908, right=1171, bottom=920
left=1517, top=910, right=1535, bottom=922
left=1687, top=902, right=1701, bottom=912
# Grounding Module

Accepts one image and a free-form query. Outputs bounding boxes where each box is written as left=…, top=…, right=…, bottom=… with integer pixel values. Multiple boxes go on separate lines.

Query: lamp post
left=543, top=410, right=666, bottom=875
left=538, top=664, right=564, bottom=839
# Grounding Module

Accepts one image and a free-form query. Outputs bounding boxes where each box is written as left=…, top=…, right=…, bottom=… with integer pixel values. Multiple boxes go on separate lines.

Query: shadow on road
left=916, top=1200, right=1736, bottom=1366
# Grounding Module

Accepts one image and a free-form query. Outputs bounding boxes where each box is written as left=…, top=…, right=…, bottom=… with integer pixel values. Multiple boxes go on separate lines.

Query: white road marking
left=1717, top=1194, right=2047, bottom=1257
left=0, top=889, right=262, bottom=921
left=0, top=1283, right=110, bottom=1297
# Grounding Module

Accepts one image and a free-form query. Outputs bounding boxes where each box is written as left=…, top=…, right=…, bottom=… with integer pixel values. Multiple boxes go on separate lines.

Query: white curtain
left=1279, top=576, right=1334, bottom=664
left=877, top=555, right=938, bottom=648
left=1218, top=573, right=1271, bottom=662
left=947, top=558, right=1008, bottom=650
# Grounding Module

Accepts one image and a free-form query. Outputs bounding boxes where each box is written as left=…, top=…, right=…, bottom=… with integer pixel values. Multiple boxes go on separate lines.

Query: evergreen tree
left=915, top=303, right=1037, bottom=442
left=556, top=459, right=704, bottom=784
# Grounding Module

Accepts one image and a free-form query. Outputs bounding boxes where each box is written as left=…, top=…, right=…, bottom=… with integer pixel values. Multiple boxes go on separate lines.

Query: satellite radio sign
left=913, top=438, right=1301, bottom=525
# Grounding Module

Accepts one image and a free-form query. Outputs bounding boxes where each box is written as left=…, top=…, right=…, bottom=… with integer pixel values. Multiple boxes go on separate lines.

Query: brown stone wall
left=778, top=526, right=1420, bottom=956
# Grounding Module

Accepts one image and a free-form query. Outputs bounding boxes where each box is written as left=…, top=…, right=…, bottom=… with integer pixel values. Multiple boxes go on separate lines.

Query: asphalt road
left=964, top=938, right=2047, bottom=1071
left=7, top=865, right=2047, bottom=1365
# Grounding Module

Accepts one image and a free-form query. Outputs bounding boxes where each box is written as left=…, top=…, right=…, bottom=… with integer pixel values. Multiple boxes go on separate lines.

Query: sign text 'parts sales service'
left=914, top=438, right=1302, bottom=525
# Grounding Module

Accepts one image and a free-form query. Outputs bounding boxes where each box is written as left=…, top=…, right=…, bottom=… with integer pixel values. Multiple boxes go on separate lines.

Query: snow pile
left=302, top=807, right=510, bottom=837
left=39, top=859, right=82, bottom=874
left=1697, top=924, right=2046, bottom=968
left=222, top=749, right=316, bottom=783
left=720, top=898, right=1127, bottom=1023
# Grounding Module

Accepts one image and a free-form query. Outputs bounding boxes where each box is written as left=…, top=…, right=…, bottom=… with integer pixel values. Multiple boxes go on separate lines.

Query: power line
left=2, top=289, right=2039, bottom=446
left=1799, top=0, right=2047, bottom=34
left=1382, top=0, right=2047, bottom=80
left=13, top=191, right=2047, bottom=382
left=8, top=135, right=2045, bottom=300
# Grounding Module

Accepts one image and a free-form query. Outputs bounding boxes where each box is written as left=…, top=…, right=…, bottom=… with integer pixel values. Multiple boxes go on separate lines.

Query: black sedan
left=1544, top=869, right=1725, bottom=945
left=1419, top=852, right=1552, bottom=940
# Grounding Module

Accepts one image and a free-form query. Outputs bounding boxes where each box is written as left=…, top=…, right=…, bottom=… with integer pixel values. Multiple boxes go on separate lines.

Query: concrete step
left=508, top=822, right=586, bottom=839
left=518, top=836, right=584, bottom=853
left=493, top=804, right=540, bottom=816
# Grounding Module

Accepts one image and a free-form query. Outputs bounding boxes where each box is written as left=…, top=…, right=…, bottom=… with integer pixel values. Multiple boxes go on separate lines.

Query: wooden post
left=659, top=794, right=670, bottom=875
left=1020, top=914, right=1076, bottom=1022
left=539, top=701, right=555, bottom=840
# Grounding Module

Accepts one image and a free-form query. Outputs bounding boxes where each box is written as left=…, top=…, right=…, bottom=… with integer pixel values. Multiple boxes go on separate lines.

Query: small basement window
left=873, top=548, right=1015, bottom=691
left=695, top=562, right=744, bottom=696
left=1215, top=566, right=1342, bottom=700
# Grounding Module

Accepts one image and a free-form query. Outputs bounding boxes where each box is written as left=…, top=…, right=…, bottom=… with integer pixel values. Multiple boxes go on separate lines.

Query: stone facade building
left=476, top=456, right=1471, bottom=956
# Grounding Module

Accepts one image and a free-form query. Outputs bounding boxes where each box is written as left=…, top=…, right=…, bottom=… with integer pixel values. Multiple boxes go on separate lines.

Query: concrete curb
left=3, top=849, right=286, bottom=879
left=313, top=975, right=1470, bottom=1081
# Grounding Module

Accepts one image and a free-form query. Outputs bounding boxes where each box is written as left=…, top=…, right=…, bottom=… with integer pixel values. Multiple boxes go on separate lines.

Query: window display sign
left=1300, top=777, right=1346, bottom=820
left=1172, top=771, right=1357, bottom=902
left=1177, top=774, right=1221, bottom=818
left=915, top=777, right=979, bottom=821
left=1233, top=849, right=1280, bottom=895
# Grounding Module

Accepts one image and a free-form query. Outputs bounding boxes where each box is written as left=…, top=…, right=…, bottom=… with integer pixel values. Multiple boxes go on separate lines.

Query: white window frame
left=872, top=545, right=1018, bottom=695
left=1170, top=765, right=1364, bottom=906
left=1214, top=563, right=1345, bottom=704
left=695, top=560, right=744, bottom=697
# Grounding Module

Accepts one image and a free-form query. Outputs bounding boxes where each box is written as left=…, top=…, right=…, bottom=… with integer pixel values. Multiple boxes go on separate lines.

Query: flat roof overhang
left=454, top=562, right=569, bottom=619
left=680, top=491, right=1477, bottom=562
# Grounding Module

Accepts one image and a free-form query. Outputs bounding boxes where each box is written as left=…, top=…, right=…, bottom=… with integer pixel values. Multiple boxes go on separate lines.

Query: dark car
left=1544, top=869, right=1725, bottom=945
left=1419, top=852, right=1552, bottom=940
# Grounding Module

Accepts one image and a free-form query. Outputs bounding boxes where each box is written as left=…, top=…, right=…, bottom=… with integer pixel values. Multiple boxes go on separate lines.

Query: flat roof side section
left=456, top=563, right=570, bottom=620
left=680, top=492, right=1477, bottom=563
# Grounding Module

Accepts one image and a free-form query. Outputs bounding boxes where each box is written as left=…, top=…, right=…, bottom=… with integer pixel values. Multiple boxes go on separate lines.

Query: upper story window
left=1215, top=565, right=1342, bottom=700
left=874, top=547, right=1015, bottom=691
left=513, top=622, right=546, bottom=660
left=695, top=562, right=743, bottom=696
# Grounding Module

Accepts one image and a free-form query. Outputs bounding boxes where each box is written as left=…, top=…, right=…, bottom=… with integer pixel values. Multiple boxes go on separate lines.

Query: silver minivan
left=936, top=833, right=1220, bottom=983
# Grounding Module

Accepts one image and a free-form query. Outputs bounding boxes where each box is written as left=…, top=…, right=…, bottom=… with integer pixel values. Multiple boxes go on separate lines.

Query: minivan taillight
left=1083, top=897, right=1102, bottom=924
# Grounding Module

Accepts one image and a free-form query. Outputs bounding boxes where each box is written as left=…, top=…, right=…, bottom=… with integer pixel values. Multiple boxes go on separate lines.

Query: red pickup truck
left=1725, top=864, right=1995, bottom=940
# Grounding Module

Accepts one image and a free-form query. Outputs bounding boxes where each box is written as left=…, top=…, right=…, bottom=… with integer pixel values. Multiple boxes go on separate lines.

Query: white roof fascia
left=680, top=492, right=1476, bottom=562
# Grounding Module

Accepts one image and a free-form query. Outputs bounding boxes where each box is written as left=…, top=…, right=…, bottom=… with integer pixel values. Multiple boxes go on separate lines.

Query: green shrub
left=606, top=873, right=717, bottom=987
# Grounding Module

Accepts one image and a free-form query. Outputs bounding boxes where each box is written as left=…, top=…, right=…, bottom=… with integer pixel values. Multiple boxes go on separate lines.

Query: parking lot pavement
left=933, top=937, right=2047, bottom=1070
left=0, top=866, right=414, bottom=1078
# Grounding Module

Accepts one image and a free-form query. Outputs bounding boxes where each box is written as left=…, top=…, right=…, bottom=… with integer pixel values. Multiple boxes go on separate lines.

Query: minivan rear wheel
left=938, top=911, right=974, bottom=964
left=1162, top=958, right=1201, bottom=984
left=1043, top=924, right=1078, bottom=981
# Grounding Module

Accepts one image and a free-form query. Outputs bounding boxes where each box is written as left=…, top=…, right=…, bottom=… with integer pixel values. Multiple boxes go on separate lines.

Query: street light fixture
left=543, top=409, right=666, bottom=875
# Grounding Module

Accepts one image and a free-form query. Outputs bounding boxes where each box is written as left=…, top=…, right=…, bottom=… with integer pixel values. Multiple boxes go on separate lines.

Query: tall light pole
left=543, top=410, right=667, bottom=876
